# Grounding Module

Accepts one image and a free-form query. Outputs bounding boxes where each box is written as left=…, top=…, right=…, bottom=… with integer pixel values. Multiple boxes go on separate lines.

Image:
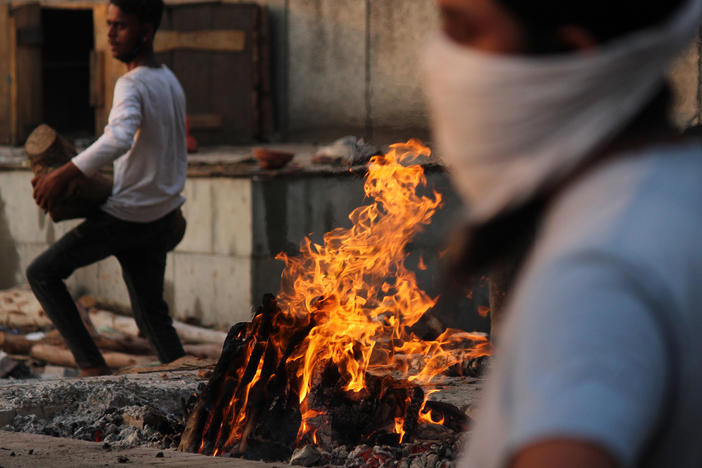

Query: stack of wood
left=178, top=295, right=461, bottom=459
left=0, top=287, right=227, bottom=372
left=25, top=124, right=113, bottom=222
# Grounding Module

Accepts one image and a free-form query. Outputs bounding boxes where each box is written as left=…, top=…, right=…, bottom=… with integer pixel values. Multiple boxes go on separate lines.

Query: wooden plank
left=171, top=3, right=214, bottom=143
left=9, top=11, right=18, bottom=144
left=39, top=1, right=100, bottom=9
left=160, top=2, right=263, bottom=144
left=259, top=5, right=273, bottom=139
left=89, top=49, right=105, bottom=107
left=210, top=3, right=259, bottom=143
left=154, top=29, right=245, bottom=53
left=11, top=2, right=43, bottom=143
left=0, top=3, right=12, bottom=144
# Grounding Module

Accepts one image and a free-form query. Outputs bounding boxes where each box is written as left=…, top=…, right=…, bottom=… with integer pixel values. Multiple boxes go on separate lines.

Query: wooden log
left=88, top=308, right=228, bottom=345
left=88, top=309, right=140, bottom=336
left=173, top=320, right=228, bottom=346
left=94, top=333, right=154, bottom=355
left=0, top=288, right=53, bottom=330
left=29, top=343, right=154, bottom=369
left=24, top=124, right=113, bottom=222
left=24, top=123, right=77, bottom=173
left=179, top=322, right=251, bottom=453
left=183, top=343, right=222, bottom=360
left=0, top=331, right=35, bottom=354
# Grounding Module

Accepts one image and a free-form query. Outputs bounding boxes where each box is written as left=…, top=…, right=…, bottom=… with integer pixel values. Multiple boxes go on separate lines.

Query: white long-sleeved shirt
left=72, top=65, right=187, bottom=222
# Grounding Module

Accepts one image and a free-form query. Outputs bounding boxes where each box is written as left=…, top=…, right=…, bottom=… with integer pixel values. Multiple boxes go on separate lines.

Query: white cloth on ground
left=72, top=65, right=187, bottom=223
left=459, top=141, right=702, bottom=468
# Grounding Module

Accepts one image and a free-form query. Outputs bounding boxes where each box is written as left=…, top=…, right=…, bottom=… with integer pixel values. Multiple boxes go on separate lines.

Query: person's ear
left=555, top=25, right=598, bottom=52
left=142, top=24, right=155, bottom=43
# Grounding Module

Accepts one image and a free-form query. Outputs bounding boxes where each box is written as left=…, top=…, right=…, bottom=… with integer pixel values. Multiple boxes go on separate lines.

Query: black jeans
left=26, top=209, right=186, bottom=369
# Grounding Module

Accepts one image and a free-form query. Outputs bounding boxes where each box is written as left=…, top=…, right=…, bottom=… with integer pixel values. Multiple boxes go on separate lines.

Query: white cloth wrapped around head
left=421, top=0, right=702, bottom=223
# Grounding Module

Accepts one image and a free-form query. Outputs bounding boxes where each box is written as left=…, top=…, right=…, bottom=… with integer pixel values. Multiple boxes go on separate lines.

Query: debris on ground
left=312, top=136, right=382, bottom=166
left=0, top=371, right=205, bottom=449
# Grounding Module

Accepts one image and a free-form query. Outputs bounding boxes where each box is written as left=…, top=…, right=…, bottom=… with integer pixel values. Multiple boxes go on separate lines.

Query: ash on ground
left=0, top=371, right=204, bottom=449
left=287, top=435, right=466, bottom=468
left=0, top=370, right=482, bottom=467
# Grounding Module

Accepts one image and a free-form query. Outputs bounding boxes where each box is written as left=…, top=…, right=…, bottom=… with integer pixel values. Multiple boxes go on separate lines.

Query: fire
left=418, top=391, right=445, bottom=425
left=394, top=417, right=406, bottom=443
left=199, top=140, right=491, bottom=455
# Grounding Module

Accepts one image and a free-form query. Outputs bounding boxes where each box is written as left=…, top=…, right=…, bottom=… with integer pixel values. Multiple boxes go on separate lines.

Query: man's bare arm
left=510, top=439, right=618, bottom=468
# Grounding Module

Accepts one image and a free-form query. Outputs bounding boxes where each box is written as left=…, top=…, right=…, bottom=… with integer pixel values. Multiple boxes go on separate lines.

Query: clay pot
left=253, top=148, right=294, bottom=170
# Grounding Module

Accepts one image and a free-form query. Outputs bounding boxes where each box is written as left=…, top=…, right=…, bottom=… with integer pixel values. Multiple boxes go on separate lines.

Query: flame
left=276, top=140, right=443, bottom=402
left=202, top=140, right=491, bottom=453
left=394, top=417, right=406, bottom=443
left=418, top=392, right=445, bottom=425
left=419, top=408, right=445, bottom=426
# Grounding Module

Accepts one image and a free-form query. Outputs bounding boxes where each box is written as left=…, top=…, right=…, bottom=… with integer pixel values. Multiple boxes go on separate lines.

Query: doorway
left=41, top=8, right=95, bottom=139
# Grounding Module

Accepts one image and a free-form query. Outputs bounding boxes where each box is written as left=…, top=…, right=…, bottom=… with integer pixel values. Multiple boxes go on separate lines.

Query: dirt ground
left=0, top=430, right=299, bottom=467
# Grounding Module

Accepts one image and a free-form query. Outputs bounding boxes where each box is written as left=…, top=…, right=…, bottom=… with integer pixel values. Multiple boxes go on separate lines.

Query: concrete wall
left=259, top=0, right=438, bottom=142
left=261, top=0, right=701, bottom=140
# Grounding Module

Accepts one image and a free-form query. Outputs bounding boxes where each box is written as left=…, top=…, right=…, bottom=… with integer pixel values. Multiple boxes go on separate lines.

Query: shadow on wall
left=0, top=195, right=20, bottom=288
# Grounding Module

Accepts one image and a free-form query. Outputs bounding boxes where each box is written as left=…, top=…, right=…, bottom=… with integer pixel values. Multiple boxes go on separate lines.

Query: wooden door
left=0, top=4, right=11, bottom=144
left=7, top=2, right=42, bottom=145
left=156, top=2, right=271, bottom=145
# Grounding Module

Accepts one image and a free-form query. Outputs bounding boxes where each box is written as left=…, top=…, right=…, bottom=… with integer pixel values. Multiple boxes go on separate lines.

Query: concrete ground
left=0, top=430, right=298, bottom=467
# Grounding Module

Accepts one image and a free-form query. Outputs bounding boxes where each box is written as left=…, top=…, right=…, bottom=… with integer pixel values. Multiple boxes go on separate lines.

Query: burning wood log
left=178, top=295, right=458, bottom=461
left=25, top=124, right=113, bottom=222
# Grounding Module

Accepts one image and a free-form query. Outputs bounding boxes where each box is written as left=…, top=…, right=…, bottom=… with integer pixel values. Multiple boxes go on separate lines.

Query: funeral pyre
left=178, top=141, right=491, bottom=465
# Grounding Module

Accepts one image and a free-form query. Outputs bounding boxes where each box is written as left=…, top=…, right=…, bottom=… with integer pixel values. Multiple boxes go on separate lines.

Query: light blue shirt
left=461, top=141, right=702, bottom=468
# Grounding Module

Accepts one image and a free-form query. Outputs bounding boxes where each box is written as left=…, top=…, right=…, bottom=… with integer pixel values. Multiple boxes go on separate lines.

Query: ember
left=179, top=141, right=490, bottom=463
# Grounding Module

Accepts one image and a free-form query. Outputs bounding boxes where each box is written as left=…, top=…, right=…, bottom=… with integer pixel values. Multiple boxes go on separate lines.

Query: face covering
left=421, top=0, right=702, bottom=224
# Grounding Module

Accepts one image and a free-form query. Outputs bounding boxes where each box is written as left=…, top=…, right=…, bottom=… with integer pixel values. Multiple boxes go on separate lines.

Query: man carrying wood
left=27, top=0, right=187, bottom=376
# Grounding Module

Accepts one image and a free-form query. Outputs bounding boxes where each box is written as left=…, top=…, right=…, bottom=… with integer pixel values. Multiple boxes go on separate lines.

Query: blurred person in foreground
left=422, top=0, right=702, bottom=467
left=27, top=0, right=187, bottom=376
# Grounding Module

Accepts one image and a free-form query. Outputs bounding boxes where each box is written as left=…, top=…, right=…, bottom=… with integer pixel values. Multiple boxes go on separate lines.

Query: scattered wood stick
left=29, top=343, right=155, bottom=369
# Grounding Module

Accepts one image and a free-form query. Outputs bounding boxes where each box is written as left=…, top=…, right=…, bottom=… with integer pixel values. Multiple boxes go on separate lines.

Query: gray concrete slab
left=287, top=0, right=367, bottom=138
left=369, top=0, right=437, bottom=142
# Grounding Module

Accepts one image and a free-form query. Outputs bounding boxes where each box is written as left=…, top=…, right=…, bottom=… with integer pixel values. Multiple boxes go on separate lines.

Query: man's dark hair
left=110, top=0, right=164, bottom=31
left=499, top=0, right=686, bottom=52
